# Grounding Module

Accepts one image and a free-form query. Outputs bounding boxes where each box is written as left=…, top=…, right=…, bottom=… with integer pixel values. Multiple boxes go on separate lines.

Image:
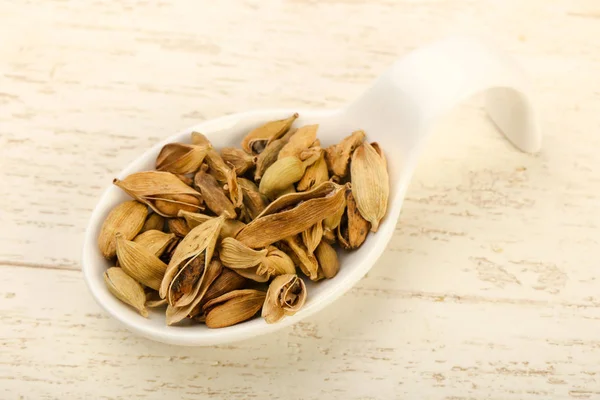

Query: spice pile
left=98, top=114, right=389, bottom=327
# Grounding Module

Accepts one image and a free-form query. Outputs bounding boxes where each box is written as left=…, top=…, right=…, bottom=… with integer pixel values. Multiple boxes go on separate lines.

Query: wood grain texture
left=1, top=0, right=600, bottom=398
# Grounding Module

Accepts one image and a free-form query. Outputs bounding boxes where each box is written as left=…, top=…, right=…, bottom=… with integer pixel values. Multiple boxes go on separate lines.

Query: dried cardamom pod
left=113, top=171, right=203, bottom=217
left=156, top=143, right=210, bottom=175
left=278, top=124, right=318, bottom=160
left=231, top=266, right=270, bottom=283
left=257, top=246, right=296, bottom=278
left=115, top=233, right=168, bottom=290
left=223, top=168, right=243, bottom=208
left=104, top=267, right=148, bottom=317
left=98, top=200, right=148, bottom=259
left=258, top=156, right=305, bottom=200
left=262, top=274, right=307, bottom=324
left=221, top=147, right=255, bottom=175
left=177, top=210, right=245, bottom=239
left=325, top=130, right=365, bottom=177
left=302, top=221, right=323, bottom=254
left=337, top=188, right=370, bottom=250
left=241, top=113, right=298, bottom=154
left=159, top=215, right=224, bottom=303
left=281, top=236, right=319, bottom=280
left=351, top=141, right=389, bottom=232
left=297, top=151, right=329, bottom=191
left=298, top=143, right=322, bottom=162
left=133, top=230, right=177, bottom=257
left=236, top=182, right=346, bottom=248
left=191, top=131, right=210, bottom=146
left=167, top=218, right=191, bottom=237
left=194, top=169, right=236, bottom=218
left=253, top=128, right=297, bottom=181
left=140, top=213, right=165, bottom=233
left=315, top=241, right=339, bottom=279
left=219, top=237, right=268, bottom=269
left=165, top=259, right=222, bottom=325
left=159, top=237, right=180, bottom=264
left=189, top=268, right=249, bottom=319
left=238, top=178, right=268, bottom=220
left=203, top=289, right=267, bottom=328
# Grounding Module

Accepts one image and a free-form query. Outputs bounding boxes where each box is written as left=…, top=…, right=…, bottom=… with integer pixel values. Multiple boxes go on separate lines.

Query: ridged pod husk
left=301, top=221, right=323, bottom=254
left=337, top=188, right=370, bottom=250
left=325, top=130, right=366, bottom=177
left=258, top=156, right=305, bottom=200
left=238, top=178, right=268, bottom=221
left=178, top=210, right=245, bottom=239
left=221, top=147, right=255, bottom=175
left=262, top=274, right=307, bottom=324
left=156, top=143, right=210, bottom=175
left=257, top=246, right=296, bottom=278
left=278, top=124, right=318, bottom=160
left=159, top=215, right=224, bottom=304
left=115, top=233, right=168, bottom=290
left=165, top=259, right=223, bottom=325
left=236, top=181, right=346, bottom=249
left=140, top=213, right=165, bottom=233
left=241, top=113, right=298, bottom=154
left=253, top=127, right=297, bottom=181
left=113, top=171, right=203, bottom=217
left=219, top=237, right=268, bottom=269
left=231, top=266, right=270, bottom=283
left=350, top=141, right=389, bottom=232
left=98, top=200, right=148, bottom=259
left=223, top=167, right=243, bottom=208
left=104, top=267, right=148, bottom=317
left=133, top=230, right=177, bottom=257
left=297, top=150, right=329, bottom=191
left=281, top=236, right=319, bottom=280
left=315, top=241, right=339, bottom=279
left=189, top=268, right=249, bottom=319
left=194, top=169, right=236, bottom=218
left=167, top=218, right=191, bottom=237
left=191, top=131, right=210, bottom=146
left=203, top=289, right=267, bottom=328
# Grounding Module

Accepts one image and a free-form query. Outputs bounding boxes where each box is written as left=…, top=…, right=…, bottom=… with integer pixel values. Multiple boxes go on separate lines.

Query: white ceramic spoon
left=83, top=36, right=541, bottom=346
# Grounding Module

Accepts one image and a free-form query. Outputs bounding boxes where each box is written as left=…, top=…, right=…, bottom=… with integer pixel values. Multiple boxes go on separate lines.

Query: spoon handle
left=347, top=36, right=541, bottom=154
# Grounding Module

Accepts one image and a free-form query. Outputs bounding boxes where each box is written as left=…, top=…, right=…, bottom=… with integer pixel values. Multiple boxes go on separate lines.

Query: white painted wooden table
left=2, top=1, right=600, bottom=398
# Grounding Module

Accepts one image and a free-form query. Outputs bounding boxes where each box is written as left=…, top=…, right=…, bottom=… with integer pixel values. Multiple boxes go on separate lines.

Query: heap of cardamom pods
left=98, top=113, right=389, bottom=327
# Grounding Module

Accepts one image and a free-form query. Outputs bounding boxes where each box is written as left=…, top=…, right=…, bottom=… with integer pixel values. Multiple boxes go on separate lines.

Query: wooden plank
left=1, top=264, right=599, bottom=399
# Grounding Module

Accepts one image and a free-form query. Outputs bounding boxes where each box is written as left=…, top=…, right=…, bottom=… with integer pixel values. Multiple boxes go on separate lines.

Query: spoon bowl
left=83, top=36, right=540, bottom=346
